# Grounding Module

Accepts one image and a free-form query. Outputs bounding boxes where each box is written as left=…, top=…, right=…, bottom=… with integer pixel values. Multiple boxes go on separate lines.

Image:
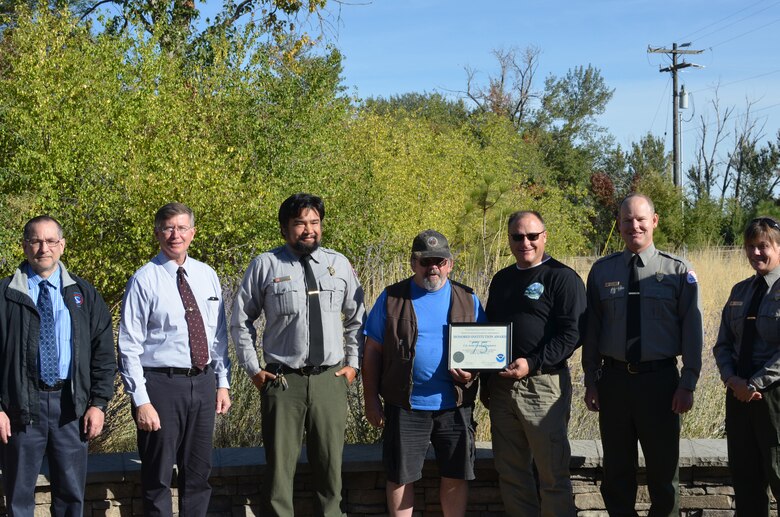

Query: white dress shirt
left=118, top=252, right=230, bottom=406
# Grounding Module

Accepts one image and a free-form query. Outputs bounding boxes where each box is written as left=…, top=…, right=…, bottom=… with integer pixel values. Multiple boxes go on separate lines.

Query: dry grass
left=475, top=247, right=752, bottom=441
left=94, top=247, right=753, bottom=452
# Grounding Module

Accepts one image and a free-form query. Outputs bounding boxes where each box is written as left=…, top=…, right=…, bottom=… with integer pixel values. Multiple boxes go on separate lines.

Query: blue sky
left=322, top=0, right=780, bottom=172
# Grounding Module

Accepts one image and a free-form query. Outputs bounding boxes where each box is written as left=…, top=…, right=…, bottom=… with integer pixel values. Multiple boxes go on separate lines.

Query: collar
left=27, top=263, right=62, bottom=290
left=622, top=243, right=657, bottom=267
left=515, top=255, right=552, bottom=271
left=760, top=266, right=780, bottom=290
left=155, top=251, right=191, bottom=278
left=284, top=244, right=325, bottom=264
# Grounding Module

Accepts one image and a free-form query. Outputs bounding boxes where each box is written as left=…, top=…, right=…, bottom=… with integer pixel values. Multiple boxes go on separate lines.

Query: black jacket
left=0, top=262, right=115, bottom=425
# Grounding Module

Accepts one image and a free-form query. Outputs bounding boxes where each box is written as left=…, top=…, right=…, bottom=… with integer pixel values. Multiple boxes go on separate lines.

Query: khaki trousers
left=489, top=369, right=575, bottom=517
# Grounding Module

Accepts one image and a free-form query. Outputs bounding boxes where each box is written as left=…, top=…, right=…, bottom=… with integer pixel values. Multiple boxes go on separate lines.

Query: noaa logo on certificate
left=524, top=282, right=544, bottom=300
left=496, top=353, right=505, bottom=363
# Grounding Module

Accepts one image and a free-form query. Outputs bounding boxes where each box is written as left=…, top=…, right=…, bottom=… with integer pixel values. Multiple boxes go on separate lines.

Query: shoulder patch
left=686, top=271, right=698, bottom=284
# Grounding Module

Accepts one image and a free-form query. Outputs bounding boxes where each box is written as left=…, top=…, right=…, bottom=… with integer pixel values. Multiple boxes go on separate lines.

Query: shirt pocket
left=755, top=299, right=780, bottom=343
left=598, top=284, right=625, bottom=321
left=318, top=276, right=344, bottom=312
left=271, top=281, right=299, bottom=316
left=644, top=283, right=677, bottom=320
left=202, top=296, right=220, bottom=329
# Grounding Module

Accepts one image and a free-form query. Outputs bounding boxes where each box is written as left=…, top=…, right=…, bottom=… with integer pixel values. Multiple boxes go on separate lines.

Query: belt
left=265, top=363, right=337, bottom=376
left=527, top=365, right=567, bottom=377
left=143, top=365, right=210, bottom=377
left=602, top=356, right=676, bottom=374
left=38, top=379, right=67, bottom=391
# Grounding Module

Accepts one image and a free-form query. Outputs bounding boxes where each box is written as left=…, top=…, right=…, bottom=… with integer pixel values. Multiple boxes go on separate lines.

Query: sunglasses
left=418, top=257, right=448, bottom=268
left=510, top=232, right=544, bottom=242
left=752, top=217, right=780, bottom=232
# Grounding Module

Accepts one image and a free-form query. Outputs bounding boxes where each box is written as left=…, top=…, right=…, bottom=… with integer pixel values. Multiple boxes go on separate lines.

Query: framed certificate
left=448, top=323, right=511, bottom=370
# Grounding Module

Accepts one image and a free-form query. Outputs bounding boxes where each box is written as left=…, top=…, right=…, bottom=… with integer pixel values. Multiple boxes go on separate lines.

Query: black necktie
left=301, top=255, right=325, bottom=366
left=737, top=276, right=765, bottom=378
left=626, top=254, right=642, bottom=364
left=177, top=267, right=210, bottom=369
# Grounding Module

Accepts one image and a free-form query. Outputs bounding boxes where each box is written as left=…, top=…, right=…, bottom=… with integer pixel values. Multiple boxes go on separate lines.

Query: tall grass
left=94, top=246, right=752, bottom=452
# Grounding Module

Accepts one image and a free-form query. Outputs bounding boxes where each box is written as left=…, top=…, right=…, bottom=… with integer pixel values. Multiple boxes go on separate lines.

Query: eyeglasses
left=418, top=257, right=448, bottom=268
left=159, top=226, right=194, bottom=236
left=25, top=238, right=62, bottom=248
left=510, top=231, right=544, bottom=242
left=752, top=217, right=780, bottom=232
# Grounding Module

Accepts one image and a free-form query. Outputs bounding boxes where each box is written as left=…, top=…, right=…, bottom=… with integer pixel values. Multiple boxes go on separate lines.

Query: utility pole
left=648, top=42, right=703, bottom=188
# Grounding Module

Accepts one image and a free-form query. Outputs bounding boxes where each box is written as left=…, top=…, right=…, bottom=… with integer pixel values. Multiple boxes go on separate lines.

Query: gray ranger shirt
left=582, top=243, right=703, bottom=391
left=231, top=244, right=365, bottom=375
left=713, top=266, right=780, bottom=390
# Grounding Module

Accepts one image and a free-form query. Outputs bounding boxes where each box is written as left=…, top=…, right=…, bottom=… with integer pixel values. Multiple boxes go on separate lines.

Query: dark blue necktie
left=37, top=280, right=59, bottom=386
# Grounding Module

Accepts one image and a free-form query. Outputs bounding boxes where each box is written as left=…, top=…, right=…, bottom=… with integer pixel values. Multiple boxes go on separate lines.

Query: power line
left=681, top=1, right=780, bottom=43
left=650, top=77, right=671, bottom=132
left=681, top=101, right=780, bottom=135
left=648, top=43, right=704, bottom=186
left=707, top=17, right=780, bottom=49
left=688, top=69, right=780, bottom=95
left=677, top=0, right=776, bottom=41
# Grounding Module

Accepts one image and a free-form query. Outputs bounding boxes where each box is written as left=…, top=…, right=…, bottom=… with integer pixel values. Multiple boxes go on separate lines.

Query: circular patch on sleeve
left=686, top=271, right=698, bottom=284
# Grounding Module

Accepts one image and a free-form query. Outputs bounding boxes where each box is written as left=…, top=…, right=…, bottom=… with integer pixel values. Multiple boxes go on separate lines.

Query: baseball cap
left=411, top=229, right=452, bottom=259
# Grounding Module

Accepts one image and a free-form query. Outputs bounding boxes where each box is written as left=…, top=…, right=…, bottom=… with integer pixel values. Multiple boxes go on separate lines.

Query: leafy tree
left=733, top=131, right=780, bottom=214
left=362, top=92, right=470, bottom=132
left=531, top=64, right=614, bottom=188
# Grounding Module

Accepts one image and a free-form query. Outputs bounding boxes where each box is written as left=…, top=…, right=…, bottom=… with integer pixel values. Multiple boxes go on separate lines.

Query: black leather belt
left=143, top=365, right=210, bottom=377
left=602, top=356, right=676, bottom=374
left=527, top=366, right=567, bottom=377
left=38, top=379, right=67, bottom=391
left=265, top=363, right=337, bottom=376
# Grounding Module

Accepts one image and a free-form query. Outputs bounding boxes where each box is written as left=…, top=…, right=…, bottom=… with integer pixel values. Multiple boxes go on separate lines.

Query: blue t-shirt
left=364, top=280, right=486, bottom=410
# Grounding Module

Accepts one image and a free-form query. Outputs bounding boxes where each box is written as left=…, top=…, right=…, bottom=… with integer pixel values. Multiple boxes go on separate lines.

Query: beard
left=422, top=273, right=444, bottom=291
left=292, top=238, right=320, bottom=254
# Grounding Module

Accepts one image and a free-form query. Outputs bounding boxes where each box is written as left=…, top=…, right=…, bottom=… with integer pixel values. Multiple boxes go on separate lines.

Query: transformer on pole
left=647, top=42, right=703, bottom=188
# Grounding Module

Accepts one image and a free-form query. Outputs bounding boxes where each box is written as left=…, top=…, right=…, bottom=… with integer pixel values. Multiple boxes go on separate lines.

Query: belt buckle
left=186, top=367, right=201, bottom=377
left=626, top=362, right=639, bottom=374
left=301, top=366, right=323, bottom=376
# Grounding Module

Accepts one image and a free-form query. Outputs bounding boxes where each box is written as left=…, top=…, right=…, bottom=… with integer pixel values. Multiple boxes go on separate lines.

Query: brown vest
left=380, top=277, right=479, bottom=409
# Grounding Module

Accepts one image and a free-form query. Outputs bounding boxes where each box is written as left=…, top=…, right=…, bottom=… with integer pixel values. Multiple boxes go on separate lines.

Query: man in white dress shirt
left=118, top=202, right=231, bottom=517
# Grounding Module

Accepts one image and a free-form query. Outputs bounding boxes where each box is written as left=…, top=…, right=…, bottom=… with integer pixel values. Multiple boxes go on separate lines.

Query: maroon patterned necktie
left=177, top=267, right=209, bottom=369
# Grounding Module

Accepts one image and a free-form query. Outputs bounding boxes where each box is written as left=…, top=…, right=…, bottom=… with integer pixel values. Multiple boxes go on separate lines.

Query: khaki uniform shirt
left=713, top=267, right=780, bottom=390
left=230, top=245, right=365, bottom=374
left=582, top=243, right=703, bottom=391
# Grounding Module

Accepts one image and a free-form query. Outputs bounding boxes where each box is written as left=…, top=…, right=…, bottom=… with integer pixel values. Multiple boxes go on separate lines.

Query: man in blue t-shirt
left=362, top=229, right=486, bottom=517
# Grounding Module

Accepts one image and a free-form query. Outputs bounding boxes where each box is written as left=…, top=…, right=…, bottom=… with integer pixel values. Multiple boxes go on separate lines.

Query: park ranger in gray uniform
left=582, top=193, right=703, bottom=517
left=231, top=193, right=365, bottom=517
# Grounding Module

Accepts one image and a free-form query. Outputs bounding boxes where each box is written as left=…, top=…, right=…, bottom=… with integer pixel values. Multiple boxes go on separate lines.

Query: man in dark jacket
left=0, top=215, right=115, bottom=516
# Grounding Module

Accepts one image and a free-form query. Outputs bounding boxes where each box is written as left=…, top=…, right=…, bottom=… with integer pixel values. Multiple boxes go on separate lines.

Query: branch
left=78, top=0, right=119, bottom=23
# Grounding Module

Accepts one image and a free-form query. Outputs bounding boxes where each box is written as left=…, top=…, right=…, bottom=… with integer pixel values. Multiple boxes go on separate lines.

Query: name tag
left=273, top=276, right=292, bottom=283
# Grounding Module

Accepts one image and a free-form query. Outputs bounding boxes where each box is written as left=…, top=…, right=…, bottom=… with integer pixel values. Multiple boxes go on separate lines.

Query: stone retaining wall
left=5, top=439, right=776, bottom=516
